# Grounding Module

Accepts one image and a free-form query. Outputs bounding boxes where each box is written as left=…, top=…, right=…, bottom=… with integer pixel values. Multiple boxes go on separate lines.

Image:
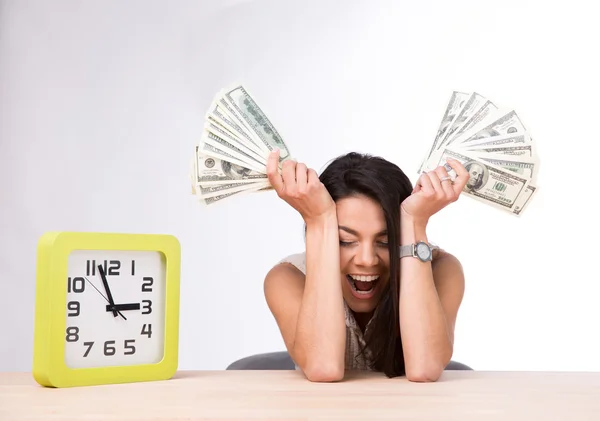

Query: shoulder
left=432, top=247, right=463, bottom=271
left=277, top=252, right=307, bottom=274
left=263, top=253, right=307, bottom=299
left=430, top=249, right=465, bottom=302
left=263, top=255, right=308, bottom=352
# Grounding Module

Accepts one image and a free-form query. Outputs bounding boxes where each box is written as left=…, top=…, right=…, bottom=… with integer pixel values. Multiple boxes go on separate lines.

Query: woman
left=264, top=148, right=469, bottom=383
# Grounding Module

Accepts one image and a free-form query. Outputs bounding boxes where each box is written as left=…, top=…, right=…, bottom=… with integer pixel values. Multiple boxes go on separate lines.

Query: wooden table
left=2, top=370, right=600, bottom=420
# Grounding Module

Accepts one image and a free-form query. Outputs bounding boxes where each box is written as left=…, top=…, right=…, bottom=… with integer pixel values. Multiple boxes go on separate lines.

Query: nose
left=354, top=243, right=379, bottom=267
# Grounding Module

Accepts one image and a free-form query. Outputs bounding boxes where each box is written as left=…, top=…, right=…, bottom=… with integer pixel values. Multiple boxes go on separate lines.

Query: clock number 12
left=85, top=260, right=125, bottom=276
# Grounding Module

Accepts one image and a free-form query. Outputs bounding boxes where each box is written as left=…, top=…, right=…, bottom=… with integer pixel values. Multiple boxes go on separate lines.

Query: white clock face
left=64, top=250, right=166, bottom=368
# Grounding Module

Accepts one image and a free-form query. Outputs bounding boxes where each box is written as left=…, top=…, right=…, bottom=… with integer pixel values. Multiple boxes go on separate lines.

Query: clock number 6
left=104, top=340, right=116, bottom=356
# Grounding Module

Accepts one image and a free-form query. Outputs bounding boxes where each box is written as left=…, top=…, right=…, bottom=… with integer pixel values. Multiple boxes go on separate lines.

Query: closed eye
left=339, top=241, right=389, bottom=247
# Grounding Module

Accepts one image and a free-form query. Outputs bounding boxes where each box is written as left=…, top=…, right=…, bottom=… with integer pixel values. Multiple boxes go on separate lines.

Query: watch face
left=64, top=250, right=166, bottom=368
left=415, top=242, right=432, bottom=261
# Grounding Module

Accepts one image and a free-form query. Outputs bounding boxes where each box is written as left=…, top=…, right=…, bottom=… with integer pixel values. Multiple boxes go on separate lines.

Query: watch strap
left=399, top=244, right=415, bottom=258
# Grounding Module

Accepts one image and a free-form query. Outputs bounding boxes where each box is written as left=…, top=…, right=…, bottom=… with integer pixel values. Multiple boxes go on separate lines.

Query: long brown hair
left=317, top=152, right=414, bottom=378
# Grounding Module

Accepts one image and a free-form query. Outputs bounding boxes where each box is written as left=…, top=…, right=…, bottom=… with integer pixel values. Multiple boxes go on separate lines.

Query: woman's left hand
left=400, top=158, right=469, bottom=225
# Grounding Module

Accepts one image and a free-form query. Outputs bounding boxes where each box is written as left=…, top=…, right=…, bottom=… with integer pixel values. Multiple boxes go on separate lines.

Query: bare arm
left=264, top=212, right=346, bottom=382
left=264, top=151, right=346, bottom=382
left=398, top=216, right=465, bottom=382
left=398, top=158, right=469, bottom=382
left=298, top=212, right=347, bottom=378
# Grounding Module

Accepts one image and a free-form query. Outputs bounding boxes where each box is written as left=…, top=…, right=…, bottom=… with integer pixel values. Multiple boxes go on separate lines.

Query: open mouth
left=346, top=274, right=380, bottom=299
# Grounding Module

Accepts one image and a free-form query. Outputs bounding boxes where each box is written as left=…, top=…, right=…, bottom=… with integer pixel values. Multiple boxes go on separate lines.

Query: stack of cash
left=418, top=91, right=539, bottom=216
left=190, top=84, right=293, bottom=205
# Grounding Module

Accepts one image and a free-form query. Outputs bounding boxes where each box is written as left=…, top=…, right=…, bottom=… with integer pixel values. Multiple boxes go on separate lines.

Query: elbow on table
left=405, top=362, right=446, bottom=383
left=303, top=362, right=345, bottom=383
left=405, top=344, right=453, bottom=382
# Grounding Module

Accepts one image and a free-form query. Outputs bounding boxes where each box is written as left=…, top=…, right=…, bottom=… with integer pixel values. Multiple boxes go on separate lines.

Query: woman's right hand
left=267, top=149, right=336, bottom=225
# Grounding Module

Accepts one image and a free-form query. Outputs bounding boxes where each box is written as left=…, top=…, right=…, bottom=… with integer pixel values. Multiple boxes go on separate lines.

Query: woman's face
left=335, top=195, right=390, bottom=315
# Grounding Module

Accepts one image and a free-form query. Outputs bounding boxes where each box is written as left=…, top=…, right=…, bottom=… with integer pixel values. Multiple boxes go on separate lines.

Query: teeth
left=353, top=285, right=373, bottom=294
left=348, top=277, right=375, bottom=294
left=349, top=275, right=379, bottom=282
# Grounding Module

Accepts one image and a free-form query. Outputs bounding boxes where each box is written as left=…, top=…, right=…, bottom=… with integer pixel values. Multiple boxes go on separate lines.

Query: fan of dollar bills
left=190, top=86, right=538, bottom=215
left=417, top=91, right=539, bottom=216
left=189, top=84, right=292, bottom=206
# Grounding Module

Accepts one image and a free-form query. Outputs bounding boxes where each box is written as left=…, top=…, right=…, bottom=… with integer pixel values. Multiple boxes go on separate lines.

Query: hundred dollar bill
left=418, top=91, right=470, bottom=173
left=438, top=92, right=494, bottom=148
left=221, top=85, right=291, bottom=162
left=434, top=148, right=531, bottom=212
left=474, top=154, right=537, bottom=180
left=198, top=184, right=273, bottom=206
left=444, top=99, right=499, bottom=146
left=195, top=179, right=270, bottom=199
left=205, top=100, right=266, bottom=157
left=466, top=144, right=533, bottom=158
left=204, top=119, right=267, bottom=165
left=461, top=133, right=532, bottom=149
left=200, top=131, right=266, bottom=174
left=511, top=184, right=537, bottom=216
left=456, top=109, right=530, bottom=146
left=199, top=190, right=238, bottom=205
left=202, top=127, right=266, bottom=169
left=195, top=146, right=267, bottom=186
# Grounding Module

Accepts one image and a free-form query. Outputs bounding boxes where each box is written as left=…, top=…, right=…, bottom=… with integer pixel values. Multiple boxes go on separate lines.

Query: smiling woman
left=337, top=198, right=391, bottom=311
left=264, top=149, right=468, bottom=383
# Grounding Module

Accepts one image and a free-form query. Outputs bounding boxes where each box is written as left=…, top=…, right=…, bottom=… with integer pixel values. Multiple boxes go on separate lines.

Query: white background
left=2, top=0, right=599, bottom=373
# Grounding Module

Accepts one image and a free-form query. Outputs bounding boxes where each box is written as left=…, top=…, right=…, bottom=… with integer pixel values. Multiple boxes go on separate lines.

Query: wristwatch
left=399, top=242, right=436, bottom=262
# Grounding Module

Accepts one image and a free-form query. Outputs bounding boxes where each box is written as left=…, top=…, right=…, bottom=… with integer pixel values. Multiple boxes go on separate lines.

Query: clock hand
left=97, top=264, right=125, bottom=319
left=106, top=303, right=141, bottom=312
left=83, top=277, right=127, bottom=320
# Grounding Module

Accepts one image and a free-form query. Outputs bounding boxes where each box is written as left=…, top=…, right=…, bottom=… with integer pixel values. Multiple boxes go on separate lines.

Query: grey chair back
left=227, top=351, right=472, bottom=371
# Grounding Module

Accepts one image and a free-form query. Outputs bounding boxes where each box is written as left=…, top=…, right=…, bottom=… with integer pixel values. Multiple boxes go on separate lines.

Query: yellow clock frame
left=33, top=231, right=181, bottom=388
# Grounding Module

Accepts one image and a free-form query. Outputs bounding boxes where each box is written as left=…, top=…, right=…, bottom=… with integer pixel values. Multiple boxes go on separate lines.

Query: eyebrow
left=338, top=226, right=388, bottom=237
